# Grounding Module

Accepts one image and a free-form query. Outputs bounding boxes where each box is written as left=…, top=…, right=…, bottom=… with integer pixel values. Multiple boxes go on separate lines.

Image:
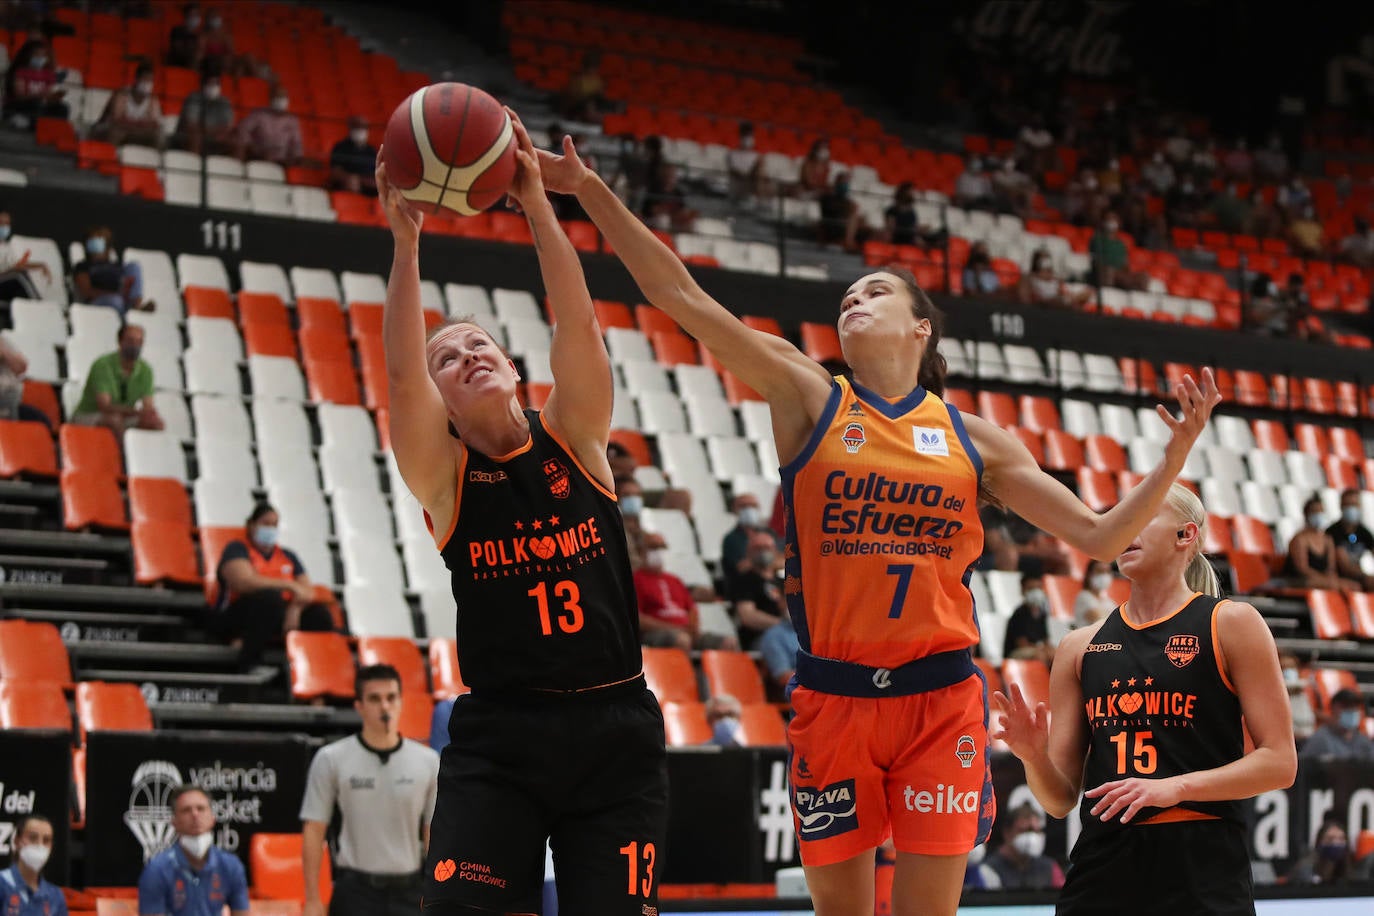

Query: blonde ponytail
left=1165, top=482, right=1224, bottom=597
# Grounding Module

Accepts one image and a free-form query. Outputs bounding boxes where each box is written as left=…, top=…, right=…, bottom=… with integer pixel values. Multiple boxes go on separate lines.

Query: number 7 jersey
left=782, top=377, right=984, bottom=668
left=426, top=410, right=643, bottom=693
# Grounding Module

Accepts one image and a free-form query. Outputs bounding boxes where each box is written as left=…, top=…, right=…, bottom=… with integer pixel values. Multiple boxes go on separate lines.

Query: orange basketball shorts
left=786, top=673, right=994, bottom=866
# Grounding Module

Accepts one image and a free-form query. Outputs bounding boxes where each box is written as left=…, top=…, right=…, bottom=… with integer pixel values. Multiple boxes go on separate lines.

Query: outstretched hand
left=503, top=107, right=548, bottom=213
left=990, top=683, right=1050, bottom=763
left=536, top=135, right=594, bottom=196
left=375, top=146, right=423, bottom=245
left=1159, top=366, right=1221, bottom=469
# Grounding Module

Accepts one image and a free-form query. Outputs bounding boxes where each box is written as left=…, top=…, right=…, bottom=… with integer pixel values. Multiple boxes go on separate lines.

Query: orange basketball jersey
left=782, top=377, right=984, bottom=668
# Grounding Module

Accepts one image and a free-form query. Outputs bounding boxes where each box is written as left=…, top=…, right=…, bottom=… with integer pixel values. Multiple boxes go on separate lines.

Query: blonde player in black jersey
left=993, top=483, right=1296, bottom=915
left=377, top=111, right=667, bottom=916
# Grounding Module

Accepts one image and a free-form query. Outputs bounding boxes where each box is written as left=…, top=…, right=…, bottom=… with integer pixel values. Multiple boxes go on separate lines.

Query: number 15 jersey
left=427, top=410, right=642, bottom=693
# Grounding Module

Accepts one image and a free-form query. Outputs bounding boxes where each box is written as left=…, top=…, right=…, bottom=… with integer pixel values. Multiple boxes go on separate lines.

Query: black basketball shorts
left=1057, top=819, right=1254, bottom=916
left=420, top=683, right=669, bottom=916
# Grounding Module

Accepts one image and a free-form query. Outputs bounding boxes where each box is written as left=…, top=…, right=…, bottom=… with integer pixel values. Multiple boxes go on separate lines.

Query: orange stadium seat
left=59, top=424, right=122, bottom=479
left=1232, top=371, right=1270, bottom=407
left=128, top=477, right=193, bottom=528
left=742, top=315, right=783, bottom=337
left=1312, top=668, right=1358, bottom=713
left=722, top=371, right=762, bottom=406
left=185, top=285, right=235, bottom=319
left=349, top=303, right=385, bottom=341
left=299, top=325, right=351, bottom=364
left=1302, top=379, right=1337, bottom=414
left=61, top=469, right=129, bottom=531
left=306, top=359, right=362, bottom=406
left=1349, top=593, right=1374, bottom=640
left=237, top=291, right=290, bottom=327
left=0, top=620, right=73, bottom=687
left=72, top=747, right=86, bottom=828
left=800, top=322, right=843, bottom=365
left=700, top=650, right=767, bottom=705
left=297, top=296, right=347, bottom=334
left=1018, top=395, right=1060, bottom=433
left=1010, top=427, right=1044, bottom=466
left=1075, top=468, right=1118, bottom=511
left=75, top=681, right=153, bottom=742
left=1042, top=574, right=1080, bottom=621
left=1252, top=420, right=1289, bottom=452
left=0, top=420, right=58, bottom=478
left=525, top=382, right=553, bottom=409
left=737, top=703, right=787, bottom=747
left=974, top=657, right=1003, bottom=695
left=976, top=392, right=1017, bottom=427
left=1334, top=382, right=1363, bottom=418
left=651, top=331, right=699, bottom=367
left=287, top=631, right=356, bottom=701
left=563, top=221, right=601, bottom=253
left=1204, top=514, right=1234, bottom=554
left=662, top=701, right=712, bottom=747
left=1230, top=515, right=1276, bottom=558
left=1227, top=551, right=1271, bottom=593
left=642, top=647, right=700, bottom=705
left=199, top=526, right=244, bottom=602
left=635, top=304, right=681, bottom=338
left=608, top=429, right=654, bottom=468
left=1294, top=423, right=1330, bottom=457
left=0, top=681, right=72, bottom=731
left=428, top=638, right=469, bottom=700
left=250, top=834, right=333, bottom=904
left=1308, top=590, right=1354, bottom=640
left=21, top=381, right=61, bottom=430
left=1084, top=435, right=1128, bottom=473
left=944, top=387, right=974, bottom=415
left=356, top=636, right=428, bottom=697
left=244, top=321, right=298, bottom=359
left=592, top=299, right=633, bottom=330
left=1001, top=658, right=1051, bottom=710
left=131, top=520, right=201, bottom=586
left=1042, top=430, right=1085, bottom=472
left=1323, top=455, right=1360, bottom=490
left=1329, top=427, right=1366, bottom=463
left=398, top=690, right=433, bottom=742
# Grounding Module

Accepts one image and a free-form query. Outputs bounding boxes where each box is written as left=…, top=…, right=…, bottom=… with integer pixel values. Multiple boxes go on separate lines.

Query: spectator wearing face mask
left=1003, top=575, right=1055, bottom=664
left=983, top=804, right=1063, bottom=891
left=1141, top=151, right=1176, bottom=195
left=1018, top=249, right=1090, bottom=310
left=954, top=154, right=994, bottom=210
left=727, top=121, right=771, bottom=207
left=1243, top=188, right=1283, bottom=239
left=71, top=324, right=164, bottom=433
left=197, top=8, right=239, bottom=77
left=1279, top=653, right=1317, bottom=742
left=139, top=786, right=249, bottom=916
left=633, top=531, right=736, bottom=651
left=1285, top=819, right=1374, bottom=884
left=72, top=227, right=152, bottom=314
left=213, top=501, right=336, bottom=670
left=604, top=440, right=692, bottom=515
left=1300, top=691, right=1374, bottom=762
left=1207, top=183, right=1251, bottom=234
left=167, top=3, right=203, bottom=70
left=1326, top=489, right=1374, bottom=568
left=1288, top=205, right=1326, bottom=259
left=2, top=814, right=67, bottom=916
left=1284, top=497, right=1365, bottom=591
left=236, top=87, right=303, bottom=165
left=615, top=477, right=646, bottom=568
left=1073, top=561, right=1117, bottom=627
left=721, top=493, right=780, bottom=590
left=0, top=211, right=52, bottom=301
left=794, top=139, right=832, bottom=200
left=726, top=528, right=797, bottom=692
left=174, top=71, right=236, bottom=155
left=1222, top=137, right=1252, bottom=182
left=2, top=38, right=68, bottom=128
left=961, top=240, right=1001, bottom=296
left=329, top=116, right=378, bottom=195
left=1088, top=212, right=1144, bottom=290
left=817, top=171, right=868, bottom=253
left=705, top=694, right=743, bottom=748
left=0, top=336, right=52, bottom=429
left=94, top=62, right=165, bottom=147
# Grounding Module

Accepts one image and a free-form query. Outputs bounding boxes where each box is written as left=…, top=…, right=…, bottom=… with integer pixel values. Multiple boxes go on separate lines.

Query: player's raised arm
left=503, top=110, right=614, bottom=482
left=537, top=136, right=831, bottom=409
left=376, top=154, right=457, bottom=512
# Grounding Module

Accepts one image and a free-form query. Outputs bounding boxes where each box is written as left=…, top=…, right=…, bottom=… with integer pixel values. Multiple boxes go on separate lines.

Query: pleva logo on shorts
left=903, top=783, right=978, bottom=814
left=792, top=778, right=858, bottom=840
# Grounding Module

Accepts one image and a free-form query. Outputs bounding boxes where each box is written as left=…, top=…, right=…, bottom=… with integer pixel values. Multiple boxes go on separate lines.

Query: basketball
left=382, top=82, right=517, bottom=218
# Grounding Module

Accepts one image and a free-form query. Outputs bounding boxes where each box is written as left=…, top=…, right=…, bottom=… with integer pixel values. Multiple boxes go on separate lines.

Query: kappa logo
left=467, top=469, right=508, bottom=484
left=841, top=422, right=866, bottom=454
left=912, top=426, right=949, bottom=457
left=793, top=778, right=858, bottom=839
left=955, top=734, right=976, bottom=768
left=1164, top=634, right=1201, bottom=668
left=1085, top=642, right=1123, bottom=653
left=542, top=458, right=571, bottom=499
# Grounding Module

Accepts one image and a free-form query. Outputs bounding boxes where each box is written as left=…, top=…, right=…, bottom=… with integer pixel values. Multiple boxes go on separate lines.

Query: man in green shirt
left=72, top=324, right=164, bottom=432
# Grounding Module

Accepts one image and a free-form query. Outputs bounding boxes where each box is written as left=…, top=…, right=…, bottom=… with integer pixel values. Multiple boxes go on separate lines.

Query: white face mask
left=272, top=96, right=290, bottom=111
left=737, top=506, right=762, bottom=527
left=350, top=129, right=369, bottom=145
left=1090, top=573, right=1113, bottom=592
left=1283, top=667, right=1301, bottom=686
left=135, top=80, right=154, bottom=97
left=1012, top=830, right=1045, bottom=859
left=644, top=549, right=666, bottom=571
left=18, top=844, right=50, bottom=871
left=203, top=84, right=221, bottom=100
left=1343, top=506, right=1361, bottom=525
left=179, top=831, right=214, bottom=859
left=1024, top=588, right=1048, bottom=611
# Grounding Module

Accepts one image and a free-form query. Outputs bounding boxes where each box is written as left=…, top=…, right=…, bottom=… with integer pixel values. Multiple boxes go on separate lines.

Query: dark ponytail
left=880, top=264, right=947, bottom=397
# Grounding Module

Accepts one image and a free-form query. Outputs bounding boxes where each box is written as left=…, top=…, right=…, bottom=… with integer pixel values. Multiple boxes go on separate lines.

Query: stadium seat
left=701, top=650, right=768, bottom=705
left=342, top=584, right=415, bottom=638
left=1226, top=551, right=1271, bottom=593
left=1229, top=515, right=1274, bottom=558
left=1042, top=574, right=1080, bottom=621
left=1075, top=468, right=1118, bottom=511
left=428, top=639, right=469, bottom=700
left=286, top=631, right=355, bottom=701
left=128, top=477, right=193, bottom=528
left=0, top=681, right=72, bottom=731
left=0, top=420, right=58, bottom=478
left=250, top=834, right=332, bottom=904
left=650, top=331, right=699, bottom=367
left=1350, top=593, right=1374, bottom=640
left=1308, top=590, right=1354, bottom=640
left=123, top=428, right=188, bottom=482
left=800, top=322, right=843, bottom=365
left=1083, top=435, right=1127, bottom=473
left=1329, top=427, right=1366, bottom=464
left=642, top=647, right=700, bottom=705
left=1252, top=420, right=1289, bottom=452
left=1312, top=668, right=1359, bottom=713
left=1018, top=395, right=1060, bottom=433
left=1001, top=658, right=1051, bottom=710
left=131, top=519, right=202, bottom=586
left=737, top=703, right=788, bottom=747
left=1041, top=429, right=1084, bottom=471
left=244, top=322, right=298, bottom=359
left=75, top=681, right=153, bottom=741
left=0, top=620, right=73, bottom=687
left=661, top=701, right=711, bottom=747
left=306, top=359, right=362, bottom=406
left=61, top=469, right=129, bottom=531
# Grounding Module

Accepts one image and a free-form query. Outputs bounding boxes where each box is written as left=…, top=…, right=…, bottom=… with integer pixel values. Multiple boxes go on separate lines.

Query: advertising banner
left=0, top=730, right=71, bottom=884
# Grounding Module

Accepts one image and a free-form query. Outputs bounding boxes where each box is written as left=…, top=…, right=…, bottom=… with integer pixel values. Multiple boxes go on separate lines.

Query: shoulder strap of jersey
left=535, top=409, right=616, bottom=499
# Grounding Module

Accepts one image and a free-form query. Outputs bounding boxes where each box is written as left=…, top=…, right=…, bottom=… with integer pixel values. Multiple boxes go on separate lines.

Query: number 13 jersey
left=427, top=410, right=642, bottom=693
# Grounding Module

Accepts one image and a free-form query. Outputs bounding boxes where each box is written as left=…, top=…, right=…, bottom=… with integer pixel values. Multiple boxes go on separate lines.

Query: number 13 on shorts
left=618, top=840, right=656, bottom=897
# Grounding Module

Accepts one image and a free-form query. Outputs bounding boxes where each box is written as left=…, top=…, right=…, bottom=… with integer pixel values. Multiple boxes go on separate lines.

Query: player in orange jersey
left=993, top=483, right=1295, bottom=914
left=537, top=138, right=1218, bottom=916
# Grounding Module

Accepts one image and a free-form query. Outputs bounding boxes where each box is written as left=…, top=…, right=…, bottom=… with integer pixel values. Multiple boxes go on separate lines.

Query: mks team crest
left=542, top=458, right=570, bottom=499
left=1164, top=634, right=1200, bottom=668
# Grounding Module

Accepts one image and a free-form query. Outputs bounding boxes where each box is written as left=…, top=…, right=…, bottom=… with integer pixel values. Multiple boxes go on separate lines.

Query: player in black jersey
left=993, top=483, right=1296, bottom=915
left=375, top=112, right=667, bottom=916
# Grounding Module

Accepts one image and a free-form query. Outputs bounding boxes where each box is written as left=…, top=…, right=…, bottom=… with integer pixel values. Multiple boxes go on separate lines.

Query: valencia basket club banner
left=0, top=730, right=71, bottom=884
left=84, top=732, right=311, bottom=886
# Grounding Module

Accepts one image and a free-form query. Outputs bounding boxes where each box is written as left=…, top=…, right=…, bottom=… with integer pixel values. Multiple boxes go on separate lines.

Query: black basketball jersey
left=432, top=410, right=642, bottom=693
left=1077, top=593, right=1245, bottom=842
